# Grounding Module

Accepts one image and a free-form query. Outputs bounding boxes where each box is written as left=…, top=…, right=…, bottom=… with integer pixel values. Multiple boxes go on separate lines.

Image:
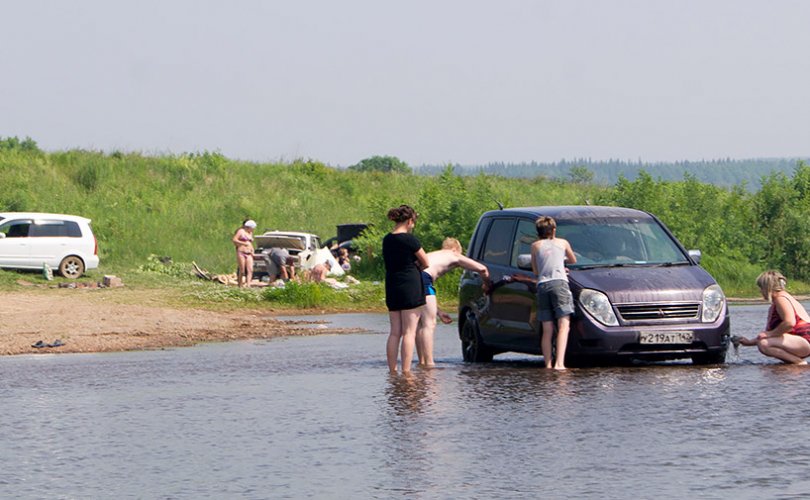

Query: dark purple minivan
left=458, top=206, right=730, bottom=365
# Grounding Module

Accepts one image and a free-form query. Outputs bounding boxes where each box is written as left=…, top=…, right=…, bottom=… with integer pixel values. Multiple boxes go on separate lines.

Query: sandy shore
left=0, top=290, right=363, bottom=356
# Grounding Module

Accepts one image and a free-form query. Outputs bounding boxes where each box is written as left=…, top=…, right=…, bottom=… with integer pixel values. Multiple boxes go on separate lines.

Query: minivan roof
left=480, top=205, right=652, bottom=220
left=0, top=212, right=92, bottom=223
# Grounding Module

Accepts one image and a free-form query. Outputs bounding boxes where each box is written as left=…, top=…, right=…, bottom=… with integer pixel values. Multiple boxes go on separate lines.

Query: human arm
left=414, top=248, right=430, bottom=270
left=232, top=229, right=244, bottom=247
left=232, top=229, right=252, bottom=248
left=564, top=239, right=577, bottom=265
left=455, top=255, right=490, bottom=282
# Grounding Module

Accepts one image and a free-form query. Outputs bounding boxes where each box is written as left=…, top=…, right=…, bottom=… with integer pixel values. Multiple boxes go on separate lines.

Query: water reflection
left=385, top=371, right=439, bottom=416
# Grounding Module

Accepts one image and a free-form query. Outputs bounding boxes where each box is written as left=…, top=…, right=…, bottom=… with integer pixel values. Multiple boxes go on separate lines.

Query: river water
left=2, top=304, right=810, bottom=499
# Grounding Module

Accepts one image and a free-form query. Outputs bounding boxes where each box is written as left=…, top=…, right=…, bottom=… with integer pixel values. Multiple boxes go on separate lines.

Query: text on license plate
left=639, top=331, right=694, bottom=344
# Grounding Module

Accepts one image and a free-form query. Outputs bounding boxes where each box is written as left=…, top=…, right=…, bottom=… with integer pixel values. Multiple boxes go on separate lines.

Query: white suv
left=0, top=212, right=100, bottom=278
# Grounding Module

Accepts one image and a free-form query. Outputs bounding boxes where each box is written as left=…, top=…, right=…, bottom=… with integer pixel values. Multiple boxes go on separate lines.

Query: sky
left=1, top=0, right=809, bottom=167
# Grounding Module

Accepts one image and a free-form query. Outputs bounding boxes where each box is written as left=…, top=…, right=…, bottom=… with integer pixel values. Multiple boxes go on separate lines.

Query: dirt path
left=0, top=290, right=362, bottom=356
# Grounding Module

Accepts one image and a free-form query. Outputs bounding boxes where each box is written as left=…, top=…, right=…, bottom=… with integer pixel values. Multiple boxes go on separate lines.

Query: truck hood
left=255, top=235, right=306, bottom=251
left=569, top=265, right=717, bottom=303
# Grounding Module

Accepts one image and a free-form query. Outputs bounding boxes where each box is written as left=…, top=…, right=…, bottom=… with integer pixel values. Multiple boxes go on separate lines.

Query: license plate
left=639, top=331, right=694, bottom=344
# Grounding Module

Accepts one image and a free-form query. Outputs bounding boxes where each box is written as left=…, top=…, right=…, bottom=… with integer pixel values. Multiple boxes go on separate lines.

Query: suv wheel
left=59, top=256, right=85, bottom=279
left=461, top=313, right=493, bottom=362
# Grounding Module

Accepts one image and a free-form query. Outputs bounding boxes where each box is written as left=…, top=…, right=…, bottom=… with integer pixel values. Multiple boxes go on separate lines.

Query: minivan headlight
left=702, top=284, right=725, bottom=323
left=579, top=289, right=619, bottom=326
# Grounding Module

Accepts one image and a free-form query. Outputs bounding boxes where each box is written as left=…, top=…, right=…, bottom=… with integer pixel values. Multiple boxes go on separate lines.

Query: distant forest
left=416, top=158, right=810, bottom=190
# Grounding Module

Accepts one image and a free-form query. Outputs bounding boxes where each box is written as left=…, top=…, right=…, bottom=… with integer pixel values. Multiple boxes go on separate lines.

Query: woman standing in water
left=738, top=270, right=810, bottom=364
left=232, top=219, right=257, bottom=287
left=383, top=205, right=429, bottom=374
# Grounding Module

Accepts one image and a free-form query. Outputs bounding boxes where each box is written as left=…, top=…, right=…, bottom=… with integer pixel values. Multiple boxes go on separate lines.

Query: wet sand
left=0, top=290, right=361, bottom=356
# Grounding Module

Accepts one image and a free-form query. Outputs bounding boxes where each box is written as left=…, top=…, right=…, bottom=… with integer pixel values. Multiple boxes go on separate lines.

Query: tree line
left=416, top=157, right=810, bottom=191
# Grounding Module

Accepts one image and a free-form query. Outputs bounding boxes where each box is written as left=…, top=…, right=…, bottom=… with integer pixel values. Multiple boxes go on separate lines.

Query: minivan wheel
left=59, top=256, right=85, bottom=279
left=461, top=314, right=493, bottom=362
left=692, top=350, right=726, bottom=365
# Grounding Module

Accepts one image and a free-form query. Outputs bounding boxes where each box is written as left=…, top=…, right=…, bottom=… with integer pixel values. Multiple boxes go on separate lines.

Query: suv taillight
left=94, top=235, right=98, bottom=256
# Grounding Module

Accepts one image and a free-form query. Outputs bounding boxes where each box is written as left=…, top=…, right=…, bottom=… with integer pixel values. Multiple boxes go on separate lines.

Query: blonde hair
left=441, top=237, right=462, bottom=252
left=756, top=270, right=787, bottom=302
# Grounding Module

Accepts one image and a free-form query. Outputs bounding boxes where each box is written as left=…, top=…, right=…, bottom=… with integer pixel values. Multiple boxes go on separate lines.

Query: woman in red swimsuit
left=739, top=270, right=810, bottom=364
left=232, top=219, right=257, bottom=287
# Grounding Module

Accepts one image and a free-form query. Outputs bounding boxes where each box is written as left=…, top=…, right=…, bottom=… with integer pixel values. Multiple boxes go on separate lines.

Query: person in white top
left=530, top=216, right=577, bottom=369
left=416, top=238, right=490, bottom=367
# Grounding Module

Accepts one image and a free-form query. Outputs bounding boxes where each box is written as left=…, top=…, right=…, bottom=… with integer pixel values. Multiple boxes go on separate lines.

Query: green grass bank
left=2, top=145, right=808, bottom=306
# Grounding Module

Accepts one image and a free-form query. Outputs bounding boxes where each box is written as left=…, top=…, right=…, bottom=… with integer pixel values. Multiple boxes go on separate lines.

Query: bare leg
left=236, top=254, right=246, bottom=287
left=757, top=336, right=810, bottom=364
left=541, top=320, right=555, bottom=369
left=387, top=311, right=403, bottom=373
left=245, top=255, right=254, bottom=286
left=554, top=315, right=570, bottom=370
left=416, top=296, right=438, bottom=367
left=399, top=307, right=422, bottom=373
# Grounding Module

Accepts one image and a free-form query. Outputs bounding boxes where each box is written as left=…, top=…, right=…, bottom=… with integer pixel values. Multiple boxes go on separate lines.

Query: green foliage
left=0, top=136, right=41, bottom=153
left=568, top=165, right=595, bottom=184
left=137, top=255, right=194, bottom=279
left=260, top=280, right=385, bottom=309
left=348, top=155, right=411, bottom=174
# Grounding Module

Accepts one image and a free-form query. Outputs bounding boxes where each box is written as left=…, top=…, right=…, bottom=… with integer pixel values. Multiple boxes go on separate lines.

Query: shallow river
left=3, top=304, right=810, bottom=499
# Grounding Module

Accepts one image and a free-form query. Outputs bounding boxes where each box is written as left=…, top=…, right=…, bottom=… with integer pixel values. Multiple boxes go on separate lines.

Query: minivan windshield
left=555, top=217, right=689, bottom=268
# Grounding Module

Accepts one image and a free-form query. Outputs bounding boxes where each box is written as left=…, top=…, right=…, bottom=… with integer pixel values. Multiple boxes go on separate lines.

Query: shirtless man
left=416, top=237, right=490, bottom=367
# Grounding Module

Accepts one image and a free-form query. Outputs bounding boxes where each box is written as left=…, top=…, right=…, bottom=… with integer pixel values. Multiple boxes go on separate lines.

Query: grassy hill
left=3, top=142, right=809, bottom=299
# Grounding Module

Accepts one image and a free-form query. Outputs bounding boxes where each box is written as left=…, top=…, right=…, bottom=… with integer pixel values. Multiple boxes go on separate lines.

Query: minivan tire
left=59, top=256, right=85, bottom=279
left=461, top=313, right=494, bottom=362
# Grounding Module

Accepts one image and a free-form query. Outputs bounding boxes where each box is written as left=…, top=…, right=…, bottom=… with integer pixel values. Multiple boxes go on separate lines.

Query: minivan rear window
left=29, top=220, right=82, bottom=237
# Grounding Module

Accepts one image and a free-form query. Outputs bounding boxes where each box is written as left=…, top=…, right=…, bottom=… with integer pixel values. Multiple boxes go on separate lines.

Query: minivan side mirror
left=516, top=253, right=532, bottom=270
left=688, top=249, right=701, bottom=264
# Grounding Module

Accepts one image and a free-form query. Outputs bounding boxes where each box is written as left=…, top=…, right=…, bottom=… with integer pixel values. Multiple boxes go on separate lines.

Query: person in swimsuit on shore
left=415, top=238, right=490, bottom=367
left=232, top=219, right=257, bottom=287
left=738, top=270, right=810, bottom=364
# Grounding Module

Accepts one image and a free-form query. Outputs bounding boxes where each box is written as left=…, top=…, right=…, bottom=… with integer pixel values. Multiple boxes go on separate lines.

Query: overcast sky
left=1, top=0, right=809, bottom=167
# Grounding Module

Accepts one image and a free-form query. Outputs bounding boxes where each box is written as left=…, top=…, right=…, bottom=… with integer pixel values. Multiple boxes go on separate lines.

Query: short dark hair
left=535, top=216, right=556, bottom=239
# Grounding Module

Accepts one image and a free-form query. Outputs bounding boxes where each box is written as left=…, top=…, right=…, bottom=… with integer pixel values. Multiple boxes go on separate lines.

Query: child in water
left=531, top=216, right=576, bottom=369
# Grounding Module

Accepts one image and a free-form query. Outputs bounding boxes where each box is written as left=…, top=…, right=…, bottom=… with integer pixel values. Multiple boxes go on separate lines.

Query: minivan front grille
left=616, top=303, right=700, bottom=321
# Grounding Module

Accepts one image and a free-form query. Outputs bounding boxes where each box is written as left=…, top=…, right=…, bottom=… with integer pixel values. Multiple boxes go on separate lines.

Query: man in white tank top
left=530, top=216, right=577, bottom=370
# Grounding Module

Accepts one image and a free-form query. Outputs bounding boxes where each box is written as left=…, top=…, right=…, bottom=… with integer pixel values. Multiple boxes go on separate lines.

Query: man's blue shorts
left=422, top=271, right=436, bottom=296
